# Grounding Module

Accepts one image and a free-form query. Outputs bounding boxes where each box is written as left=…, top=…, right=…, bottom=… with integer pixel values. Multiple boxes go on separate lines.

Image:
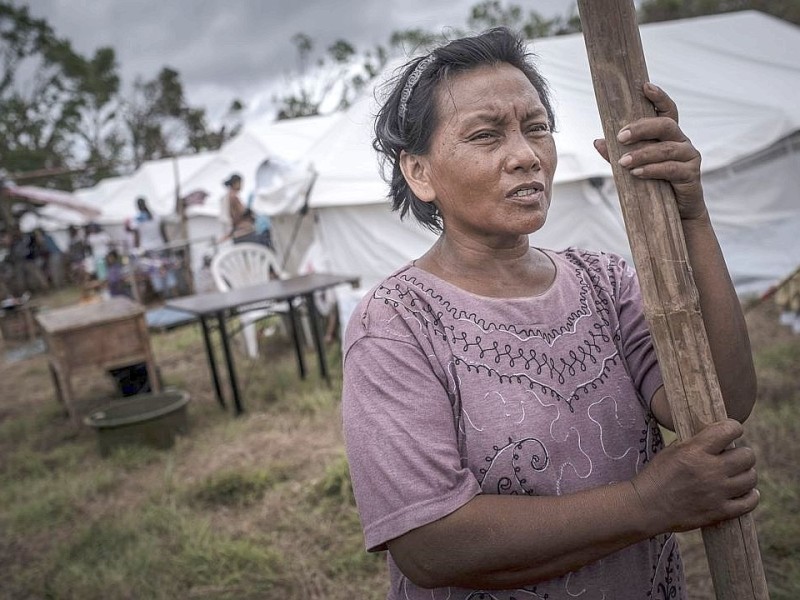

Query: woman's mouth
left=507, top=184, right=545, bottom=203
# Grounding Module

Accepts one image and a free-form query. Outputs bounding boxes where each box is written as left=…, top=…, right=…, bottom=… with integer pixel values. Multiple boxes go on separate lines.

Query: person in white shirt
left=84, top=223, right=111, bottom=281
left=132, top=197, right=167, bottom=251
left=131, top=197, right=175, bottom=298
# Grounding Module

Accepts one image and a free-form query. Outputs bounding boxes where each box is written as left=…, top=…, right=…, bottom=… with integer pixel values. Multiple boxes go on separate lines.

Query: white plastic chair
left=210, top=243, right=288, bottom=358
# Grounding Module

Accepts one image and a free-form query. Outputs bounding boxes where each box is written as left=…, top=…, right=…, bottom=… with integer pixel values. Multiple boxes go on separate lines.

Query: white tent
left=175, top=113, right=339, bottom=271
left=72, top=152, right=219, bottom=253
left=260, top=11, right=800, bottom=300
left=76, top=153, right=218, bottom=223
left=8, top=185, right=101, bottom=251
left=68, top=115, right=338, bottom=273
left=183, top=113, right=337, bottom=222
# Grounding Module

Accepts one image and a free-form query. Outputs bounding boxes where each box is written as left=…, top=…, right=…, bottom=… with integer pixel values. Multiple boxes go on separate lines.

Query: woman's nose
left=504, top=130, right=541, bottom=172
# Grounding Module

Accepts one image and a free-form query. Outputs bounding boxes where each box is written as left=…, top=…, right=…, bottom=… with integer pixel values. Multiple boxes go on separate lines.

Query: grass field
left=0, top=290, right=797, bottom=599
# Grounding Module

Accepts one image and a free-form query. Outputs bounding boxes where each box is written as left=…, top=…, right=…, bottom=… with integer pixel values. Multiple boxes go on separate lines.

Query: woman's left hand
left=594, top=83, right=706, bottom=221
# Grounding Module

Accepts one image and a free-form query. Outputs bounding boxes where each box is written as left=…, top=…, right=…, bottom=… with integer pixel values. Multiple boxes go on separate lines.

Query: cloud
left=23, top=0, right=575, bottom=118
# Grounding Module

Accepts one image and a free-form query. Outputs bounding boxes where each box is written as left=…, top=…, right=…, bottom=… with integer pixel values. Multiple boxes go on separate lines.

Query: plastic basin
left=84, top=390, right=190, bottom=456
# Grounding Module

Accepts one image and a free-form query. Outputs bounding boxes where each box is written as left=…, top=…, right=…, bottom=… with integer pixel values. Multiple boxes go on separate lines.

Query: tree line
left=1, top=0, right=796, bottom=191
left=0, top=1, right=243, bottom=191
left=274, top=0, right=797, bottom=120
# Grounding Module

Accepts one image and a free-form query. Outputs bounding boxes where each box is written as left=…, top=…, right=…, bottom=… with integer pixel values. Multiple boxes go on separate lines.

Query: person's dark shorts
left=233, top=230, right=273, bottom=249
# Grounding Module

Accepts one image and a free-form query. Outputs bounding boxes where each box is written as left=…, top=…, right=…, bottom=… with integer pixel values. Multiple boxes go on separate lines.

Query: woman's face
left=416, top=63, right=557, bottom=245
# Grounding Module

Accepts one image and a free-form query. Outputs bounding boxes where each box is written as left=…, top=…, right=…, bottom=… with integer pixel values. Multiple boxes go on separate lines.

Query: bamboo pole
left=575, top=1, right=769, bottom=598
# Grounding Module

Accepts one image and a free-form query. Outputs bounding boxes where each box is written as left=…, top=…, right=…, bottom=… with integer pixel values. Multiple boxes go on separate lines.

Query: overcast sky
left=26, top=0, right=578, bottom=120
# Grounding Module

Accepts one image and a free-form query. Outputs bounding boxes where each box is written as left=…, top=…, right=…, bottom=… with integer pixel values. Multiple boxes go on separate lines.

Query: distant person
left=26, top=228, right=52, bottom=291
left=84, top=223, right=112, bottom=281
left=33, top=228, right=65, bottom=288
left=66, top=225, right=88, bottom=284
left=7, top=229, right=30, bottom=294
left=131, top=196, right=168, bottom=252
left=130, top=196, right=176, bottom=298
left=105, top=249, right=128, bottom=297
left=220, top=173, right=260, bottom=245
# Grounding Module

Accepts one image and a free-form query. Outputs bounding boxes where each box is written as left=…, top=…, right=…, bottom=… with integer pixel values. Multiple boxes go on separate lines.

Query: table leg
left=287, top=300, right=307, bottom=380
left=48, top=361, right=69, bottom=419
left=217, top=311, right=244, bottom=415
left=305, top=292, right=330, bottom=385
left=200, top=316, right=226, bottom=410
left=52, top=363, right=78, bottom=426
left=23, top=305, right=36, bottom=342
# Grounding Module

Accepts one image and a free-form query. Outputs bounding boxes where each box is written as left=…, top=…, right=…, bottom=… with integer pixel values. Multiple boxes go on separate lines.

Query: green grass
left=0, top=292, right=797, bottom=599
left=22, top=501, right=284, bottom=600
left=313, top=453, right=356, bottom=507
left=0, top=304, right=387, bottom=599
left=753, top=340, right=800, bottom=406
left=187, top=467, right=290, bottom=508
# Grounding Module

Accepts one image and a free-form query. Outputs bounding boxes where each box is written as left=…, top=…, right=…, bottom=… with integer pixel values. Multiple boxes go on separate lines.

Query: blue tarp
left=146, top=306, right=196, bottom=331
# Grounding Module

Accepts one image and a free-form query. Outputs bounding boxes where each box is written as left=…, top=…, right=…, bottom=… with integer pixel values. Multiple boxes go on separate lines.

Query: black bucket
left=84, top=390, right=190, bottom=456
left=108, top=362, right=152, bottom=397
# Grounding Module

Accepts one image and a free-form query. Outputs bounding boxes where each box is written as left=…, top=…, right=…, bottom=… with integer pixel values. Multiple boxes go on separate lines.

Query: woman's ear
left=399, top=150, right=436, bottom=203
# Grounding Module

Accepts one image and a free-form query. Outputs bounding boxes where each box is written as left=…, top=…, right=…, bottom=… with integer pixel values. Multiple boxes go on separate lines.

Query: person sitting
left=219, top=173, right=267, bottom=246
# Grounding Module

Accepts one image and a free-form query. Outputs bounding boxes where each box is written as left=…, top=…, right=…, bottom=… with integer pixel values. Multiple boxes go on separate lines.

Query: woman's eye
left=527, top=123, right=550, bottom=134
left=471, top=131, right=496, bottom=141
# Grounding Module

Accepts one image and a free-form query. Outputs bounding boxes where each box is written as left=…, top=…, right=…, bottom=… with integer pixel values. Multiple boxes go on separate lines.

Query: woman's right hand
left=631, top=419, right=759, bottom=533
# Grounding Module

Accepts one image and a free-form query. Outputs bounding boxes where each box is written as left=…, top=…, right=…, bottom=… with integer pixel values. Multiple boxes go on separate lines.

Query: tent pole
left=576, top=1, right=769, bottom=598
left=280, top=170, right=318, bottom=272
left=173, top=156, right=194, bottom=294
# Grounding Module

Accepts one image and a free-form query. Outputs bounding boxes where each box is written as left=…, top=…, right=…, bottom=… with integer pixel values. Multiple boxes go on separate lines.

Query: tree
left=0, top=2, right=120, bottom=189
left=291, top=33, right=313, bottom=71
left=124, top=67, right=242, bottom=167
left=274, top=35, right=387, bottom=120
left=466, top=1, right=581, bottom=38
left=1, top=2, right=239, bottom=189
left=468, top=0, right=525, bottom=29
left=389, top=29, right=443, bottom=54
left=72, top=47, right=125, bottom=187
left=638, top=0, right=800, bottom=26
left=185, top=100, right=244, bottom=153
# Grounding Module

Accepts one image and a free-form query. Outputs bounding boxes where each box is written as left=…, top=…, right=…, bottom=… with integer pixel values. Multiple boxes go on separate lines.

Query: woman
left=342, top=28, right=758, bottom=600
left=220, top=173, right=259, bottom=244
left=132, top=196, right=167, bottom=252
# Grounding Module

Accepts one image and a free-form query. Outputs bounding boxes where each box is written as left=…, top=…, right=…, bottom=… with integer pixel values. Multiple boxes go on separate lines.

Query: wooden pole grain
left=575, top=1, right=769, bottom=598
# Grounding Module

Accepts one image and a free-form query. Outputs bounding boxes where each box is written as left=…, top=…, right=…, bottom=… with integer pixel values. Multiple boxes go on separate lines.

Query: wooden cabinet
left=36, top=297, right=161, bottom=425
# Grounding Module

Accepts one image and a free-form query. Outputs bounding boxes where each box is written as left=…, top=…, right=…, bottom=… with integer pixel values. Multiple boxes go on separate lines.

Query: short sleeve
left=613, top=256, right=663, bottom=408
left=342, top=336, right=481, bottom=552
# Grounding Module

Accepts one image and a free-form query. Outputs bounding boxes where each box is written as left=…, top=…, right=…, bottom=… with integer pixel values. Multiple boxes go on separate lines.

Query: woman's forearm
left=388, top=482, right=654, bottom=589
left=681, top=210, right=757, bottom=421
left=387, top=414, right=756, bottom=591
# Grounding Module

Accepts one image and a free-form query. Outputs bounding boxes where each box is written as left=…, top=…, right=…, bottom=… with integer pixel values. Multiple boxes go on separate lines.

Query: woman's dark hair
left=136, top=196, right=153, bottom=219
left=373, top=27, right=556, bottom=233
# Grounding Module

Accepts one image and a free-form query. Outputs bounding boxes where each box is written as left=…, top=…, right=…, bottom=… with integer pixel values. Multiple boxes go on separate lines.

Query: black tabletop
left=165, top=273, right=360, bottom=316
